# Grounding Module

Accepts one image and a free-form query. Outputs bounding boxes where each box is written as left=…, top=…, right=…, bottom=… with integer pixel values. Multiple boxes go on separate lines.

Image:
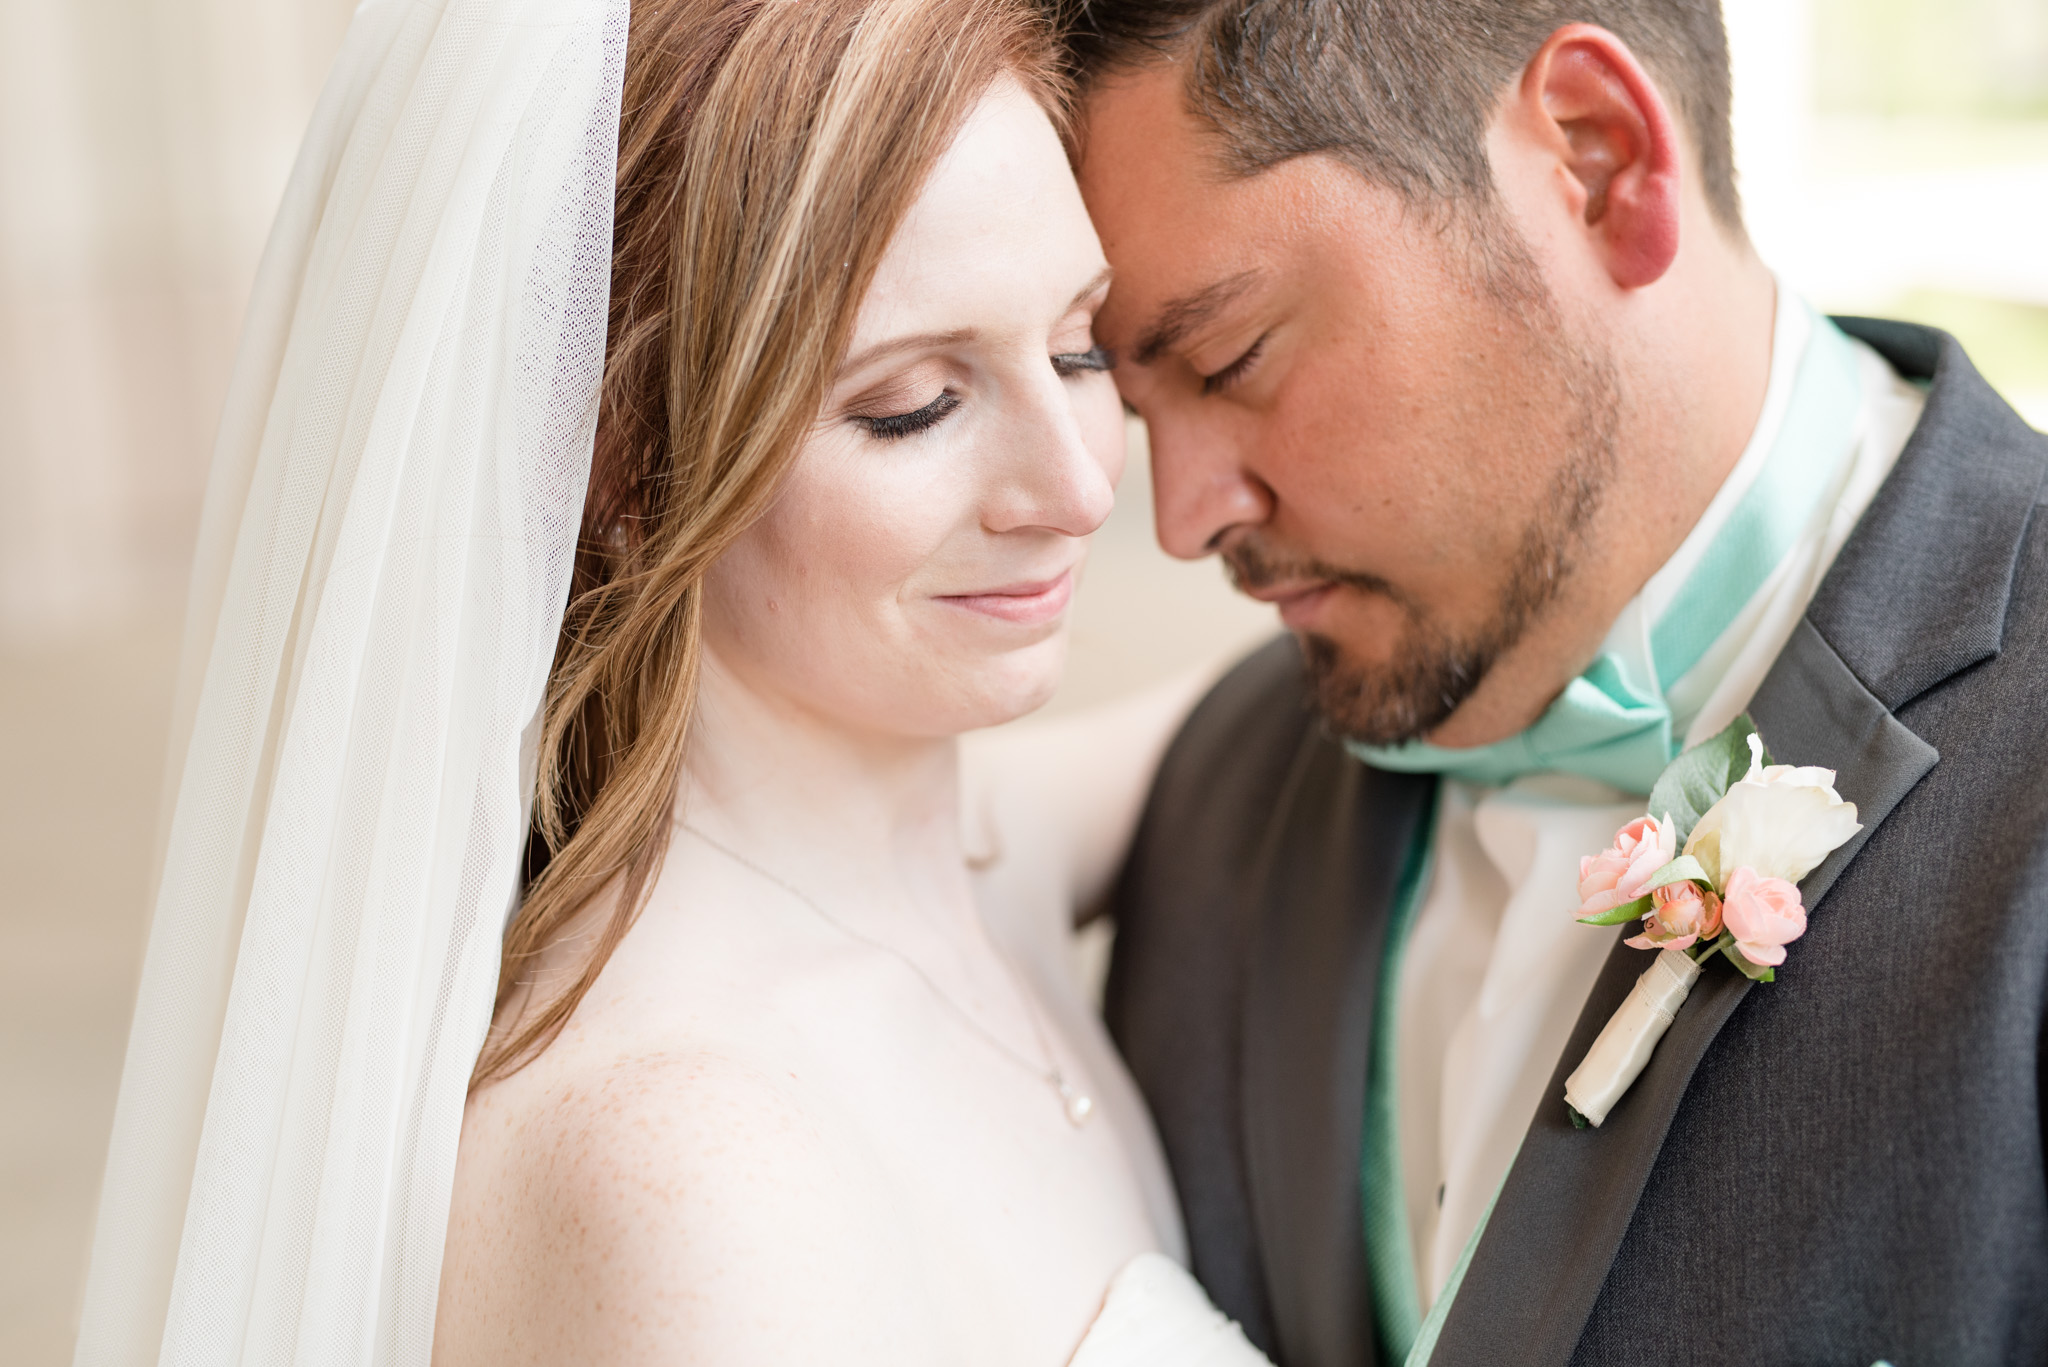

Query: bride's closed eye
left=850, top=341, right=1113, bottom=441
left=852, top=390, right=961, bottom=441
left=1052, top=345, right=1114, bottom=377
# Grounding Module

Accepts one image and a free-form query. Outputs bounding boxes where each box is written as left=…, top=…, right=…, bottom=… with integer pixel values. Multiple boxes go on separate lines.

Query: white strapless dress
left=1068, top=1254, right=1274, bottom=1366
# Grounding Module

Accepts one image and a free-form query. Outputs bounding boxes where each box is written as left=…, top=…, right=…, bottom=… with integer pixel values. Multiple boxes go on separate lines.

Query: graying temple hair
left=1049, top=0, right=1742, bottom=230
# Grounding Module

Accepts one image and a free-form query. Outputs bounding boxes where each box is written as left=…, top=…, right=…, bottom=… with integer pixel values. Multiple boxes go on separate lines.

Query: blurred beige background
left=4, top=0, right=2047, bottom=1361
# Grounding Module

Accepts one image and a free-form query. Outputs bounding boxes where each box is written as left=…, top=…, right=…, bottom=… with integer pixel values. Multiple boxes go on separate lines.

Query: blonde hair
left=473, top=0, right=1067, bottom=1087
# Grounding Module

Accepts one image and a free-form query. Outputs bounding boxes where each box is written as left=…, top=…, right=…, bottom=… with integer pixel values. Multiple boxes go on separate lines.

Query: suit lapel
left=1241, top=727, right=1433, bottom=1367
left=1425, top=621, right=1937, bottom=1365
left=1423, top=313, right=2048, bottom=1366
left=1746, top=621, right=1941, bottom=906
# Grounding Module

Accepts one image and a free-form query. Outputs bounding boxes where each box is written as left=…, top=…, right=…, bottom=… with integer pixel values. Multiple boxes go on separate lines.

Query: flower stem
left=1689, top=931, right=1735, bottom=964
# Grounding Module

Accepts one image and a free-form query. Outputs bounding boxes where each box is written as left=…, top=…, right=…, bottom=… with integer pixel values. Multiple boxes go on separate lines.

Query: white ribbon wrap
left=1564, top=947, right=1702, bottom=1127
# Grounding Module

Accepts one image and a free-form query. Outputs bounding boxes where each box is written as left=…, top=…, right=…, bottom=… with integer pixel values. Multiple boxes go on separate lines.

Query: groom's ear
left=1495, top=23, right=1683, bottom=291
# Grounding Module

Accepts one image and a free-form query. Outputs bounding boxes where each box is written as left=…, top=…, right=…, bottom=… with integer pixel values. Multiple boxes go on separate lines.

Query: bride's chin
left=944, top=635, right=1069, bottom=731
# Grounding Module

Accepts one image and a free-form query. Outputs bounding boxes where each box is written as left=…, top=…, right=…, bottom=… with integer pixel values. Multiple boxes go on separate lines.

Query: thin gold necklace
left=678, top=823, right=1095, bottom=1128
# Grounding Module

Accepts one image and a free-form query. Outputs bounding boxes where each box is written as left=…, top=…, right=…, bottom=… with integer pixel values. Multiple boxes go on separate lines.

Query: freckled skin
left=433, top=82, right=1185, bottom=1367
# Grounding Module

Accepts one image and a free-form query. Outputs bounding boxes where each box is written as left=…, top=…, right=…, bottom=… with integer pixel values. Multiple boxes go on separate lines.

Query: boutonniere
left=1563, top=714, right=1861, bottom=1128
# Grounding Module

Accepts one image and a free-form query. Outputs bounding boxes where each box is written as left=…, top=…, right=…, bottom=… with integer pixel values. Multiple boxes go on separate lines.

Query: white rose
left=1684, top=734, right=1862, bottom=887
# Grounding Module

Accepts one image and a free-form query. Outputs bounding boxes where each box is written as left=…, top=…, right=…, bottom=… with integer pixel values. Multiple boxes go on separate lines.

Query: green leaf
left=1647, top=713, right=1764, bottom=848
left=1567, top=1102, right=1590, bottom=1130
left=1721, top=940, right=1777, bottom=982
left=1645, top=855, right=1711, bottom=892
left=1577, top=893, right=1652, bottom=927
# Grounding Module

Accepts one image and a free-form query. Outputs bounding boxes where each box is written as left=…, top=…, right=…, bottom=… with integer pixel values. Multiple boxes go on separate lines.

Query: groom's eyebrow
left=1133, top=270, right=1260, bottom=366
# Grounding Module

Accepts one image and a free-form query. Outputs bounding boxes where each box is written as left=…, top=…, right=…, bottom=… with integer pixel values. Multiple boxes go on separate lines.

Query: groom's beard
left=1226, top=327, right=1622, bottom=749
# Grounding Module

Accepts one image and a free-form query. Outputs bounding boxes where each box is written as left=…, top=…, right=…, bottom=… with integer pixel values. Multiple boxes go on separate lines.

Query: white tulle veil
left=73, top=0, right=626, bottom=1360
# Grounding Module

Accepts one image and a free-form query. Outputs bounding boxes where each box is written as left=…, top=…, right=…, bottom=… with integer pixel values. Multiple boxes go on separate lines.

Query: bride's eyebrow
left=1067, top=264, right=1113, bottom=310
left=840, top=327, right=976, bottom=374
left=836, top=267, right=1113, bottom=374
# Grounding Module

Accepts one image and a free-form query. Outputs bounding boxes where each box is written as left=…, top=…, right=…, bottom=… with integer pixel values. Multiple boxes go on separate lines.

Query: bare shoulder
left=434, top=1047, right=941, bottom=1367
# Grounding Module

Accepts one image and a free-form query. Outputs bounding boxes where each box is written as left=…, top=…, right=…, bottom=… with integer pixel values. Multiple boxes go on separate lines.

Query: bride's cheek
left=1074, top=380, right=1129, bottom=490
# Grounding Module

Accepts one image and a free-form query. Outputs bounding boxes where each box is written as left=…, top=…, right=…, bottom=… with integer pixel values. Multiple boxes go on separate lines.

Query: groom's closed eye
left=1200, top=335, right=1266, bottom=396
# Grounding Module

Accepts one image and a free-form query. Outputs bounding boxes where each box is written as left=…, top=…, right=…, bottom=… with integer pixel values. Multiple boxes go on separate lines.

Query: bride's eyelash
left=1052, top=345, right=1115, bottom=377
left=853, top=391, right=961, bottom=440
left=1201, top=335, right=1266, bottom=396
left=850, top=344, right=1110, bottom=440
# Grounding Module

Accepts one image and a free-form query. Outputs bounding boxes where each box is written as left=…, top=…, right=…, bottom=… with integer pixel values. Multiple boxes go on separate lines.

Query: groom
left=1060, top=2, right=2048, bottom=1364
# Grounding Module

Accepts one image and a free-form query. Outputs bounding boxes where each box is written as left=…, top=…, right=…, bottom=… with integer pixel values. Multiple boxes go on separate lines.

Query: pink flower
left=1577, top=815, right=1677, bottom=919
left=1625, top=881, right=1724, bottom=952
left=1720, top=865, right=1807, bottom=967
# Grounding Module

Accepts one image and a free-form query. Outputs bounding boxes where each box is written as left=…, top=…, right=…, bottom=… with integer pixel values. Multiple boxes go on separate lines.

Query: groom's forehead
left=1076, top=69, right=1277, bottom=348
left=1078, top=68, right=1417, bottom=356
left=1075, top=64, right=1232, bottom=219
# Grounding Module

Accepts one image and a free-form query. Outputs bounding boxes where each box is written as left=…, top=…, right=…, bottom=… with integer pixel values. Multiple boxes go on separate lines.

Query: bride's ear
left=1498, top=23, right=1683, bottom=291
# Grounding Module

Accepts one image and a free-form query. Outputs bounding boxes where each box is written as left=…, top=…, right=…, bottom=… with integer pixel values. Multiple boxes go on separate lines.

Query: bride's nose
left=978, top=368, right=1118, bottom=538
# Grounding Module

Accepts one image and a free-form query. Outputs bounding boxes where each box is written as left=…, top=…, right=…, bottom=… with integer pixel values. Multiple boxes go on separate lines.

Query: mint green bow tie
left=1352, top=654, right=1676, bottom=794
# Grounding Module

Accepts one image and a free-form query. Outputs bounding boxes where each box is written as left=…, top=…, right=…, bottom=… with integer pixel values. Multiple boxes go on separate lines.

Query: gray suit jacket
left=1104, top=319, right=2048, bottom=1367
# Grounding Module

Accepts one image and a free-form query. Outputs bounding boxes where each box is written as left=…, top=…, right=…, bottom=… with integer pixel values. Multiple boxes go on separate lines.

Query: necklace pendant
left=1056, top=1079, right=1094, bottom=1128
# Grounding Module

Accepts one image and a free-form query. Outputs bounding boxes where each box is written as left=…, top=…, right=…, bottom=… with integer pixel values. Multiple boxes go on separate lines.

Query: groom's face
left=1078, top=66, right=1618, bottom=745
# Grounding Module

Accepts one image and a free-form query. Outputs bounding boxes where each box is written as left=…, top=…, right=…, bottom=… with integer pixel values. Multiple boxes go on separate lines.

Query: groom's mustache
left=1221, top=535, right=1420, bottom=618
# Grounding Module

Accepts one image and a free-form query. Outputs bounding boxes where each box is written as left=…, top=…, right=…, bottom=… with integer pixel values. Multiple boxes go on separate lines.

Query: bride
left=437, top=0, right=1215, bottom=1359
left=75, top=0, right=1270, bottom=1362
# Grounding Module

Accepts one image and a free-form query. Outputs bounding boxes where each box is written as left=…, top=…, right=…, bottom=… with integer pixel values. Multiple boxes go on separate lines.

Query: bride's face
left=703, top=78, right=1123, bottom=739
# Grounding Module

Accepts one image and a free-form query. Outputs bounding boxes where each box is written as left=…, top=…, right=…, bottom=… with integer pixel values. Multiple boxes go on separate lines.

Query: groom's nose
left=1145, top=411, right=1274, bottom=560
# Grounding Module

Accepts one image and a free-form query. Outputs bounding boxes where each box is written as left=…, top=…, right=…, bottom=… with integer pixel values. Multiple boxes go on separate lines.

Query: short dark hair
left=1052, top=0, right=1740, bottom=229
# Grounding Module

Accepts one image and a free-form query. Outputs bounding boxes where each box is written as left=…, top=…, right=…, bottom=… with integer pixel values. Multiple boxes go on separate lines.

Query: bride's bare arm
left=959, top=663, right=1222, bottom=936
left=434, top=1053, right=943, bottom=1367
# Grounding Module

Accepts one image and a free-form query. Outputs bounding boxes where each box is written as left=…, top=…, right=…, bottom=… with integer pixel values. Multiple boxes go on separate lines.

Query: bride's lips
left=1241, top=577, right=1339, bottom=631
left=937, top=570, right=1075, bottom=625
